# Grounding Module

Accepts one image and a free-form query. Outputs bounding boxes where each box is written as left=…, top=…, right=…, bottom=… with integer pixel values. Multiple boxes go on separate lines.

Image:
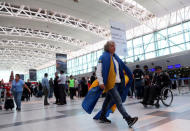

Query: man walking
left=96, top=41, right=138, bottom=127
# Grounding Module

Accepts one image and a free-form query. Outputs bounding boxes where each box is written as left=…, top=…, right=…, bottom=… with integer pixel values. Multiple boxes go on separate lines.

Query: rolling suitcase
left=4, top=98, right=14, bottom=110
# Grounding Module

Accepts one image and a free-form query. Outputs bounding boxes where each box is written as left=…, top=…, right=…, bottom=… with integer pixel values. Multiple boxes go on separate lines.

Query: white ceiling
left=0, top=0, right=189, bottom=73
left=1, top=0, right=140, bottom=29
left=135, top=0, right=190, bottom=17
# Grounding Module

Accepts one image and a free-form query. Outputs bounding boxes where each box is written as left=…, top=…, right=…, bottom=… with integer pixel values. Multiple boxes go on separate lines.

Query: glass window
left=186, top=42, right=190, bottom=50
left=158, top=48, right=170, bottom=56
left=145, top=52, right=156, bottom=59
left=87, top=53, right=91, bottom=62
left=134, top=46, right=143, bottom=55
left=133, top=37, right=142, bottom=47
left=127, top=49, right=133, bottom=57
left=79, top=57, right=82, bottom=65
left=183, top=22, right=190, bottom=30
left=157, top=40, right=169, bottom=49
left=143, top=34, right=153, bottom=44
left=168, top=33, right=184, bottom=45
left=168, top=24, right=182, bottom=35
left=170, top=44, right=185, bottom=53
left=97, top=50, right=102, bottom=58
left=144, top=42, right=155, bottom=53
left=127, top=40, right=133, bottom=49
left=65, top=21, right=190, bottom=77
left=184, top=32, right=190, bottom=42
left=134, top=54, right=144, bottom=61
left=82, top=55, right=86, bottom=64
left=88, top=68, right=92, bottom=72
left=126, top=57, right=134, bottom=63
left=157, top=30, right=167, bottom=41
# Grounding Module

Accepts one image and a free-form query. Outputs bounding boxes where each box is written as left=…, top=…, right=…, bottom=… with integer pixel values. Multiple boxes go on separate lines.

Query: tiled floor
left=0, top=93, right=190, bottom=131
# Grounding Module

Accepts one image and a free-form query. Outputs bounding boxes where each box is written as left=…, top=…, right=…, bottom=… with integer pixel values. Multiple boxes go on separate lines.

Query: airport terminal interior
left=1, top=0, right=190, bottom=130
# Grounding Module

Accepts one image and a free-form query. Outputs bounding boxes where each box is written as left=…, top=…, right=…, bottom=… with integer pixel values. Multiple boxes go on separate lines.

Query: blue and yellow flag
left=82, top=51, right=133, bottom=116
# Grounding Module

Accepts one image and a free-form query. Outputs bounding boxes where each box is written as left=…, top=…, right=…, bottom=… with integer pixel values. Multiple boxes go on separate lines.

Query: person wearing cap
left=141, top=66, right=171, bottom=106
left=143, top=65, right=152, bottom=87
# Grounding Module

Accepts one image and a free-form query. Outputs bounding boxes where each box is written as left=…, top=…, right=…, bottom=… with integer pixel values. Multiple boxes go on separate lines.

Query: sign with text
left=29, top=69, right=37, bottom=81
left=20, top=74, right=24, bottom=80
left=56, top=54, right=67, bottom=73
left=110, top=21, right=127, bottom=57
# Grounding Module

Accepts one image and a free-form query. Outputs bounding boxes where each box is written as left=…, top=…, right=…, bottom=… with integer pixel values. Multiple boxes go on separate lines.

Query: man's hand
left=99, top=84, right=105, bottom=90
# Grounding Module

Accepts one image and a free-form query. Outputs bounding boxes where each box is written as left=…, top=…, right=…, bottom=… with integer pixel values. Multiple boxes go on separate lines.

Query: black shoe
left=57, top=103, right=65, bottom=105
left=99, top=117, right=111, bottom=123
left=147, top=101, right=154, bottom=105
left=17, top=108, right=21, bottom=111
left=126, top=117, right=138, bottom=128
left=140, top=101, right=146, bottom=105
left=140, top=101, right=147, bottom=107
left=155, top=103, right=160, bottom=108
left=44, top=103, right=50, bottom=106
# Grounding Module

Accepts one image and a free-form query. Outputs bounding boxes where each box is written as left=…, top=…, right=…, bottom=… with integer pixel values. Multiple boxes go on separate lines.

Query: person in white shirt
left=58, top=70, right=66, bottom=105
left=96, top=41, right=138, bottom=127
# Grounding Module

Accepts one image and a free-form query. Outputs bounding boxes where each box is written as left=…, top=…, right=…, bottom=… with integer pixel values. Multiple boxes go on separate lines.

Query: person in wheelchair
left=141, top=66, right=171, bottom=106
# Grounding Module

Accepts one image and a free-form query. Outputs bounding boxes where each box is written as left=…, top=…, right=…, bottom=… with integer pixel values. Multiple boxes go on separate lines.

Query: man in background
left=42, top=73, right=50, bottom=105
left=58, top=71, right=66, bottom=105
left=133, top=65, right=144, bottom=99
left=69, top=75, right=75, bottom=100
left=90, top=72, right=96, bottom=84
left=54, top=72, right=60, bottom=104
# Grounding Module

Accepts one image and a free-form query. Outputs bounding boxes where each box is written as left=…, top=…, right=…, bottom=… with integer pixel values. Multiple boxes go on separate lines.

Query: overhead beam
left=0, top=2, right=110, bottom=38
left=0, top=26, right=88, bottom=47
left=102, top=0, right=155, bottom=22
left=0, top=39, right=67, bottom=54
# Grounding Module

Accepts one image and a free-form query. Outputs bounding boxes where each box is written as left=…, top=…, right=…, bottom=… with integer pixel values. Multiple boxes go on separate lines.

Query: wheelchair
left=154, top=86, right=174, bottom=108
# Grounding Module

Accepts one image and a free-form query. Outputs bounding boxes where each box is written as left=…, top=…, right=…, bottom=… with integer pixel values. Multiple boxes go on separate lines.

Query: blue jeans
left=13, top=92, right=23, bottom=109
left=101, top=83, right=131, bottom=119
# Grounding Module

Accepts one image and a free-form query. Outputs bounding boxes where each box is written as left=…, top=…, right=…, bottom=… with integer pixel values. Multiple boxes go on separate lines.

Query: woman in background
left=11, top=74, right=30, bottom=111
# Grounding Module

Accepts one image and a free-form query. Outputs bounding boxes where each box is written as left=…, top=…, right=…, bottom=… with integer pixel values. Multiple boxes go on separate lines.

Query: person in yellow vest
left=69, top=75, right=75, bottom=100
left=96, top=41, right=138, bottom=127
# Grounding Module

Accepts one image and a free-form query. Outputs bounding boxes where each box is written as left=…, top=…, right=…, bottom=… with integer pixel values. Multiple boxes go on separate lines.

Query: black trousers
left=54, top=86, right=60, bottom=103
left=69, top=88, right=75, bottom=99
left=59, top=84, right=66, bottom=104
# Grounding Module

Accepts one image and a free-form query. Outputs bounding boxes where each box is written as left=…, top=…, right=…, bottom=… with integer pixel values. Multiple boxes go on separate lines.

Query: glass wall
left=67, top=20, right=190, bottom=76
left=67, top=49, right=103, bottom=76
left=36, top=65, right=56, bottom=82
left=24, top=74, right=29, bottom=82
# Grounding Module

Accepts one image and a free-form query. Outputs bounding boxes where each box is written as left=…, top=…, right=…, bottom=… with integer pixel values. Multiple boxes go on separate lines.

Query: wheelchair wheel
left=161, top=88, right=173, bottom=106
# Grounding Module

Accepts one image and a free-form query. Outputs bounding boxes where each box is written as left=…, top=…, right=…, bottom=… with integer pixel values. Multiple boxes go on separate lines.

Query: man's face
left=108, top=42, right=116, bottom=54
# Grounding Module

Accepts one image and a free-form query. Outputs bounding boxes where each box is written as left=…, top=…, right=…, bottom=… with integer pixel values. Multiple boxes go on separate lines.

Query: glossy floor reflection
left=0, top=93, right=190, bottom=131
